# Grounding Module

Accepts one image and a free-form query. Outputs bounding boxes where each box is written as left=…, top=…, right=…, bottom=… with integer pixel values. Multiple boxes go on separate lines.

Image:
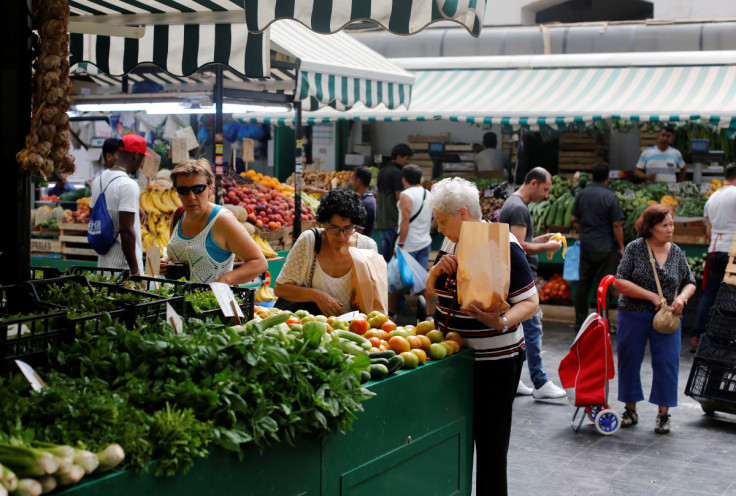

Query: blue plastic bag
left=387, top=256, right=407, bottom=293
left=398, top=247, right=428, bottom=294
left=396, top=248, right=414, bottom=287
left=563, top=241, right=581, bottom=282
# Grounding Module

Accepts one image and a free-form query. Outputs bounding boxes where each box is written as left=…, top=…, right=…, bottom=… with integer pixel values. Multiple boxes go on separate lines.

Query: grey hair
left=428, top=177, right=482, bottom=218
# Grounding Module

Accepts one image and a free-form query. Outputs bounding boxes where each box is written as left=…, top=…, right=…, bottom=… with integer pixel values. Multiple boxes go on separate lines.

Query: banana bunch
left=255, top=284, right=278, bottom=302
left=140, top=188, right=181, bottom=215
left=547, top=233, right=568, bottom=260
left=252, top=233, right=278, bottom=258
left=529, top=200, right=551, bottom=234
left=300, top=192, right=320, bottom=210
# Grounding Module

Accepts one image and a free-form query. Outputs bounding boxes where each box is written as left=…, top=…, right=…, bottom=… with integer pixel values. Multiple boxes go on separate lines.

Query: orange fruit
left=415, top=321, right=436, bottom=335
left=381, top=321, right=397, bottom=332
left=410, top=348, right=427, bottom=365
left=388, top=336, right=411, bottom=354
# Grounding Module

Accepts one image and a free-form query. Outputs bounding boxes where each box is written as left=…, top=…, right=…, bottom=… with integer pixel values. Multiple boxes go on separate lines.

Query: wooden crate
left=558, top=131, right=607, bottom=171
left=726, top=234, right=736, bottom=286
left=31, top=238, right=62, bottom=254
left=639, top=126, right=659, bottom=152
left=60, top=222, right=97, bottom=260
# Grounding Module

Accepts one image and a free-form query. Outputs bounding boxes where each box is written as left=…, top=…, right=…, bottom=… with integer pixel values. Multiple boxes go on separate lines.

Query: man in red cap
left=89, top=134, right=152, bottom=273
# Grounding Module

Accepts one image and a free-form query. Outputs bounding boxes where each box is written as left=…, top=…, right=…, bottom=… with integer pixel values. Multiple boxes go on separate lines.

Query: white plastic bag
left=398, top=247, right=429, bottom=294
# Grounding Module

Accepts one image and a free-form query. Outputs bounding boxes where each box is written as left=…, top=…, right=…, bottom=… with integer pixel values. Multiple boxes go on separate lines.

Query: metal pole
left=213, top=64, right=224, bottom=204
left=293, top=101, right=303, bottom=241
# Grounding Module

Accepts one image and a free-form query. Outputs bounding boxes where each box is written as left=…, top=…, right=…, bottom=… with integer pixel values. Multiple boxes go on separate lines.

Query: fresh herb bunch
left=185, top=291, right=244, bottom=313
left=41, top=281, right=117, bottom=317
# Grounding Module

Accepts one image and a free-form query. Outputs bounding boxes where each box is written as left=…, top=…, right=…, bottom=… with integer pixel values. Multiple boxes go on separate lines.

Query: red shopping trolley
left=558, top=275, right=620, bottom=435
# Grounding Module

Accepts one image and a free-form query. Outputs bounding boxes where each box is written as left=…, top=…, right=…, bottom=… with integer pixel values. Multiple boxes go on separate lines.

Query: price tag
left=668, top=183, right=679, bottom=193
left=209, top=282, right=244, bottom=319
left=175, top=126, right=199, bottom=150
left=700, top=183, right=712, bottom=194
left=141, top=148, right=161, bottom=178
left=171, top=137, right=189, bottom=164
left=337, top=310, right=359, bottom=321
left=623, top=190, right=636, bottom=200
left=166, top=302, right=183, bottom=334
left=145, top=246, right=161, bottom=277
left=15, top=360, right=46, bottom=392
left=483, top=188, right=494, bottom=198
left=242, top=138, right=255, bottom=163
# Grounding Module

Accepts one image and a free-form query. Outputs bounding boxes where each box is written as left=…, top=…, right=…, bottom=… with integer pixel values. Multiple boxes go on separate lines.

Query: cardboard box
left=672, top=222, right=707, bottom=245
left=71, top=79, right=97, bottom=95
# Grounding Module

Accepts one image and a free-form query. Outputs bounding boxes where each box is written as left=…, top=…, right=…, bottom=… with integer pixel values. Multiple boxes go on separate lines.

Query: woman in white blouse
left=275, top=188, right=377, bottom=316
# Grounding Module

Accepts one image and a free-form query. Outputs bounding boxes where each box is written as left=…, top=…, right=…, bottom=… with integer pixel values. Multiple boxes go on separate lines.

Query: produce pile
left=240, top=169, right=295, bottom=195
left=286, top=170, right=354, bottom=194
left=139, top=186, right=182, bottom=255
left=538, top=273, right=572, bottom=304
left=528, top=174, right=582, bottom=234
left=687, top=253, right=707, bottom=279
left=15, top=0, right=75, bottom=178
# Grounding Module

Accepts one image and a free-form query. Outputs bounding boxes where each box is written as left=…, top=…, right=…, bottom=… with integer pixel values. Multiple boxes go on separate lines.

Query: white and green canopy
left=241, top=51, right=736, bottom=130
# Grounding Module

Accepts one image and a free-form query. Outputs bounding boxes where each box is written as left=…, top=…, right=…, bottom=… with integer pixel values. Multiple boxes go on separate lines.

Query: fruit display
left=139, top=188, right=181, bottom=254
left=254, top=283, right=278, bottom=302
left=222, top=177, right=316, bottom=230
left=539, top=273, right=571, bottom=304
left=15, top=0, right=76, bottom=178
left=239, top=169, right=295, bottom=195
left=687, top=253, right=707, bottom=279
left=31, top=205, right=64, bottom=227
left=287, top=170, right=353, bottom=194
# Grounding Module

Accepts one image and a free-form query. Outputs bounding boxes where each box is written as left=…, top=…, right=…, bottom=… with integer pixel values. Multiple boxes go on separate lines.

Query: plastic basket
left=0, top=310, right=69, bottom=374
left=181, top=283, right=255, bottom=322
left=685, top=357, right=736, bottom=405
left=29, top=266, right=62, bottom=280
left=706, top=307, right=736, bottom=344
left=89, top=281, right=183, bottom=328
left=695, top=334, right=736, bottom=366
left=124, top=275, right=189, bottom=298
left=714, top=282, right=736, bottom=316
left=65, top=266, right=130, bottom=283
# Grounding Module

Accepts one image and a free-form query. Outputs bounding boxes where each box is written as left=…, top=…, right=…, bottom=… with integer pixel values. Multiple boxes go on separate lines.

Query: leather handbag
left=646, top=240, right=680, bottom=334
left=274, top=228, right=323, bottom=315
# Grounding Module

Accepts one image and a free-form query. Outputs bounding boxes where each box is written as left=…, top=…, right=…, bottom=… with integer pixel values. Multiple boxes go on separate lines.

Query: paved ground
left=394, top=299, right=736, bottom=495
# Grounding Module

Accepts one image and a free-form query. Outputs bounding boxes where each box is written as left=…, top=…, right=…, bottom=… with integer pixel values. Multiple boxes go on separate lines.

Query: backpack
left=88, top=174, right=124, bottom=255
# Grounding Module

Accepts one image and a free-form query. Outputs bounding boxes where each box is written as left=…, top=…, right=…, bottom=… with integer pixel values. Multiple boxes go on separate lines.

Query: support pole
left=213, top=64, right=224, bottom=204
left=0, top=1, right=32, bottom=284
left=293, top=101, right=303, bottom=241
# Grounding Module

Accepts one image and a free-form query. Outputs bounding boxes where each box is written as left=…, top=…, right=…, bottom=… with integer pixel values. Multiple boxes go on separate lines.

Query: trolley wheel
left=700, top=399, right=717, bottom=415
left=594, top=409, right=620, bottom=435
left=587, top=406, right=601, bottom=423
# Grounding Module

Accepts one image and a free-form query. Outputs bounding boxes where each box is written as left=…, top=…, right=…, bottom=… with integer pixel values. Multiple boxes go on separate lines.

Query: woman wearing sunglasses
left=274, top=188, right=378, bottom=317
left=166, top=159, right=267, bottom=284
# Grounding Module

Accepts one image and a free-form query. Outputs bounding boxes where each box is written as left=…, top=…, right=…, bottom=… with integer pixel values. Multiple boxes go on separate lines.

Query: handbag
left=274, top=228, right=323, bottom=315
left=645, top=240, right=680, bottom=334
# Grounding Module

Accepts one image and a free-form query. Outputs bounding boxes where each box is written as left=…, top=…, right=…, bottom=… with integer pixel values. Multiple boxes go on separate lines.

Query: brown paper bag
left=456, top=222, right=511, bottom=312
left=349, top=247, right=388, bottom=314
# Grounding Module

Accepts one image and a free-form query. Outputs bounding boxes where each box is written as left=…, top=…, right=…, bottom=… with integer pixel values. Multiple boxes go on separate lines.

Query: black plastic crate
left=695, top=334, right=736, bottom=366
left=65, top=266, right=130, bottom=283
left=0, top=310, right=69, bottom=374
left=706, top=307, right=736, bottom=344
left=714, top=282, right=736, bottom=316
left=685, top=357, right=736, bottom=406
left=89, top=281, right=183, bottom=328
left=29, top=266, right=62, bottom=280
left=180, top=283, right=255, bottom=322
left=124, top=275, right=189, bottom=298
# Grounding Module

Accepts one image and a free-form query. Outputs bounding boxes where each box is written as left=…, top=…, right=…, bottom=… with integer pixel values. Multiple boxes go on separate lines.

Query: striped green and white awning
left=244, top=0, right=486, bottom=37
left=70, top=21, right=413, bottom=111
left=241, top=56, right=736, bottom=129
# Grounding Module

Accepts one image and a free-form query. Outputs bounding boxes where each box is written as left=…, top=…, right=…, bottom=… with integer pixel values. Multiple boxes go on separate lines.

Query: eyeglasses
left=176, top=184, right=208, bottom=196
left=324, top=225, right=357, bottom=236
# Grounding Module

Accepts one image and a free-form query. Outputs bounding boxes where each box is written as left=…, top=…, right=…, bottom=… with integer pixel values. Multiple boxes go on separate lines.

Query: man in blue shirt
left=634, top=125, right=686, bottom=183
left=570, top=162, right=625, bottom=331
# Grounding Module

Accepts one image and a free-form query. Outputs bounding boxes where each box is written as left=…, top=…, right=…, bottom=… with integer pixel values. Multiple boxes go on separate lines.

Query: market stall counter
left=55, top=348, right=475, bottom=496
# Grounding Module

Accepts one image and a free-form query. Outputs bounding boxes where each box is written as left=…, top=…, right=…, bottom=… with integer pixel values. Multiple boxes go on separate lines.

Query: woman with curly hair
left=274, top=188, right=378, bottom=316
left=614, top=204, right=696, bottom=434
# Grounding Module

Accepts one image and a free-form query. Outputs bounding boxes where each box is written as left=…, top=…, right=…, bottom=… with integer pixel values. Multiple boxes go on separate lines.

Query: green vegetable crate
left=0, top=309, right=69, bottom=373
left=88, top=280, right=183, bottom=328
left=181, top=283, right=255, bottom=322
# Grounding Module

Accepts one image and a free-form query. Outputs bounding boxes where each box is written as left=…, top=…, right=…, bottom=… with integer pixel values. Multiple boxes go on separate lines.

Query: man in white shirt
left=474, top=132, right=509, bottom=179
left=690, top=162, right=736, bottom=350
left=89, top=134, right=149, bottom=273
left=634, top=125, right=686, bottom=183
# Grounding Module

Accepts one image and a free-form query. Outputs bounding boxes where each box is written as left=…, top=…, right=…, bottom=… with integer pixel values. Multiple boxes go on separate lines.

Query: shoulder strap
left=172, top=205, right=185, bottom=228
left=101, top=174, right=124, bottom=195
left=306, top=227, right=321, bottom=287
left=409, top=189, right=427, bottom=223
left=645, top=240, right=669, bottom=305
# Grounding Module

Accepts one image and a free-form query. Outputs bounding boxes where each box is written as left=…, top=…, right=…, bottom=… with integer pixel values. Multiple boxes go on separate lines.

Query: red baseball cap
left=118, top=134, right=153, bottom=157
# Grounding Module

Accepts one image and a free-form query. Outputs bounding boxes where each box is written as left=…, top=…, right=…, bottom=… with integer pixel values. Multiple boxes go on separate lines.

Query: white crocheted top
left=276, top=229, right=378, bottom=313
left=167, top=208, right=234, bottom=283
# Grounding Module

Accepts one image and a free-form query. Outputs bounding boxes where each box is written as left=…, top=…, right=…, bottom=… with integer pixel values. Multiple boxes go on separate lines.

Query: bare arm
left=706, top=217, right=712, bottom=242
left=397, top=194, right=412, bottom=245
left=118, top=211, right=140, bottom=275
left=634, top=168, right=655, bottom=181
left=509, top=224, right=561, bottom=255
left=466, top=293, right=539, bottom=330
left=273, top=282, right=344, bottom=317
left=672, top=283, right=696, bottom=315
left=612, top=220, right=625, bottom=256
left=613, top=278, right=661, bottom=309
left=677, top=166, right=688, bottom=183
left=212, top=212, right=268, bottom=285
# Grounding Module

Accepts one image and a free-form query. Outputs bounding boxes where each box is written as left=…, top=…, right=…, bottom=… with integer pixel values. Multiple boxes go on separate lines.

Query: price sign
left=209, top=282, right=244, bottom=319
left=141, top=148, right=161, bottom=178
left=242, top=138, right=255, bottom=163
left=166, top=302, right=183, bottom=334
left=15, top=360, right=46, bottom=392
left=483, top=188, right=494, bottom=198
left=700, top=183, right=712, bottom=194
left=175, top=126, right=199, bottom=151
left=145, top=246, right=161, bottom=277
left=623, top=190, right=636, bottom=200
left=171, top=137, right=189, bottom=164
left=337, top=310, right=359, bottom=321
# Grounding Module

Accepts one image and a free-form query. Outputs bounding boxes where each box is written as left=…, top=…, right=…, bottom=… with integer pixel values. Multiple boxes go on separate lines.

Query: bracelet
left=679, top=296, right=688, bottom=305
left=398, top=243, right=404, bottom=248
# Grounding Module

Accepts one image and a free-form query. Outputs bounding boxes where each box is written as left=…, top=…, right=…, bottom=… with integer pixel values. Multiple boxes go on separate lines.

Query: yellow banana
left=548, top=233, right=567, bottom=259
left=150, top=189, right=171, bottom=214
left=253, top=234, right=278, bottom=258
left=159, top=189, right=177, bottom=214
left=147, top=213, right=157, bottom=233
left=169, top=188, right=182, bottom=207
left=140, top=190, right=155, bottom=214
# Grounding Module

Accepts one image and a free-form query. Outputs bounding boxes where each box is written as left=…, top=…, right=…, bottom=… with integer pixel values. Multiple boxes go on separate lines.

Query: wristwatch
left=500, top=316, right=509, bottom=332
left=398, top=243, right=404, bottom=248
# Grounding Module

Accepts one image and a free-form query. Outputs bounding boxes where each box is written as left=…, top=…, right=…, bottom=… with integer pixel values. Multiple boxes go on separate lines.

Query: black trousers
left=473, top=352, right=524, bottom=496
left=574, top=250, right=617, bottom=330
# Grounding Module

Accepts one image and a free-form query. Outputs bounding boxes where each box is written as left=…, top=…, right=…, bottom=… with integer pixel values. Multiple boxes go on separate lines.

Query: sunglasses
left=176, top=184, right=208, bottom=196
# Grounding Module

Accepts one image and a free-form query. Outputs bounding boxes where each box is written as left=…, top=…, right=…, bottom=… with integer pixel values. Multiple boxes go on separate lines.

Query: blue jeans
left=378, top=228, right=397, bottom=263
left=408, top=245, right=431, bottom=271
left=616, top=310, right=680, bottom=407
left=522, top=311, right=548, bottom=389
left=692, top=252, right=730, bottom=337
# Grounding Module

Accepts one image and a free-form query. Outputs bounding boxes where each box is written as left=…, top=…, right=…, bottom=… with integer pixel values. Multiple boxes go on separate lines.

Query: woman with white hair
left=426, top=177, right=539, bottom=496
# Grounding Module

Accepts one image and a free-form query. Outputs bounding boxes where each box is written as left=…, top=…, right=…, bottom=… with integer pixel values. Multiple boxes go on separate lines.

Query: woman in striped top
left=426, top=177, right=538, bottom=496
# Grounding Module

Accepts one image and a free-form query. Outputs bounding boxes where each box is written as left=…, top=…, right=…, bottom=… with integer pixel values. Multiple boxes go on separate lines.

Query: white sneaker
left=532, top=381, right=567, bottom=399
left=516, top=380, right=533, bottom=396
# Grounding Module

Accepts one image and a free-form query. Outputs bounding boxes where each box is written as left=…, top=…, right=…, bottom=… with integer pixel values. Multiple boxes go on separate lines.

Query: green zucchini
left=370, top=357, right=390, bottom=367
left=254, top=313, right=291, bottom=333
left=369, top=364, right=389, bottom=381
left=387, top=355, right=404, bottom=374
left=369, top=350, right=396, bottom=359
left=360, top=370, right=371, bottom=384
left=334, top=330, right=372, bottom=350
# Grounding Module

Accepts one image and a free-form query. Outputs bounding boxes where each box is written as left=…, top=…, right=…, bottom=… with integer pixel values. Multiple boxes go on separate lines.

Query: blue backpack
left=88, top=175, right=123, bottom=255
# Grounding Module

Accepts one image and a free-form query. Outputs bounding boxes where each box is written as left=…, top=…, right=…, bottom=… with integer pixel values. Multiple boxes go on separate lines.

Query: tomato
left=286, top=316, right=300, bottom=325
left=445, top=332, right=463, bottom=347
left=369, top=337, right=381, bottom=348
left=388, top=336, right=410, bottom=354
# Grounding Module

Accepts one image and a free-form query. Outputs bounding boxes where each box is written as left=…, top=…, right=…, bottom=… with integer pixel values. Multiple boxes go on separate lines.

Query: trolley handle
left=597, top=275, right=616, bottom=320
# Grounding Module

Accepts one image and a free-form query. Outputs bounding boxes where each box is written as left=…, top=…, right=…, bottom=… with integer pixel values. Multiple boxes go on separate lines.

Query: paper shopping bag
left=456, top=221, right=511, bottom=312
left=349, top=247, right=388, bottom=314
